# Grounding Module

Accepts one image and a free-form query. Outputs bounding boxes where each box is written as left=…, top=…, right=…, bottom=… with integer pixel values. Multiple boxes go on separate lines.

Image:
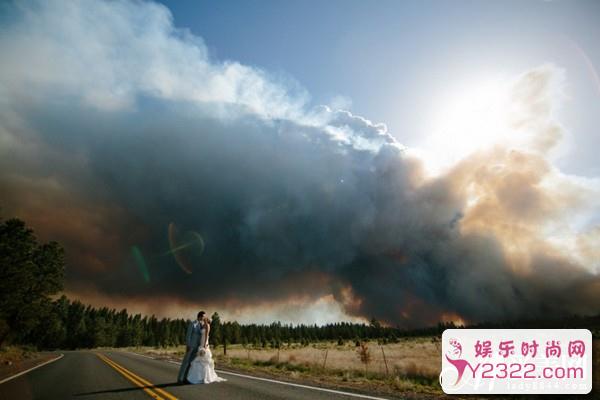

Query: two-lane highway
left=0, top=350, right=391, bottom=400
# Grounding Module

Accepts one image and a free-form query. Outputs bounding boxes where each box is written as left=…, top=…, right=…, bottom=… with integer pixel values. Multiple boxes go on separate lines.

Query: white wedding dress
left=187, top=329, right=226, bottom=384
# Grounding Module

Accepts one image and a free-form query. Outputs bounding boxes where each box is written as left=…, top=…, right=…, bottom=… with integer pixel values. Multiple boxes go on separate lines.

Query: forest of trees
left=0, top=214, right=452, bottom=351
left=4, top=294, right=457, bottom=350
left=17, top=296, right=600, bottom=351
left=2, top=214, right=598, bottom=351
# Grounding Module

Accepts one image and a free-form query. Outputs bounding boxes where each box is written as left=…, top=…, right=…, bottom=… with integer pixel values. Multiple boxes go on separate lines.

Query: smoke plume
left=1, top=0, right=599, bottom=326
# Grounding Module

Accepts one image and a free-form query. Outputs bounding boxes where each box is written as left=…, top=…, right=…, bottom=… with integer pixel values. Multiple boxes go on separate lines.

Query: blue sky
left=160, top=0, right=600, bottom=176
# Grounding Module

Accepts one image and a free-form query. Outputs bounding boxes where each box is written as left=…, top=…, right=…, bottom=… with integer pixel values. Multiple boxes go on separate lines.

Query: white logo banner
left=440, top=329, right=592, bottom=394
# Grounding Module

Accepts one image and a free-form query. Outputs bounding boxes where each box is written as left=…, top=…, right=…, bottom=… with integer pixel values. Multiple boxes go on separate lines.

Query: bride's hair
left=197, top=311, right=205, bottom=319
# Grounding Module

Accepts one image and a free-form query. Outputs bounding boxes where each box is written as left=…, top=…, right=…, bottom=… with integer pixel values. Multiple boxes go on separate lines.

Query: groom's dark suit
left=178, top=320, right=203, bottom=382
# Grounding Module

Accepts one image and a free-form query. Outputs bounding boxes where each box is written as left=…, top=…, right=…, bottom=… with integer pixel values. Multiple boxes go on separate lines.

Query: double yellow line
left=96, top=353, right=178, bottom=400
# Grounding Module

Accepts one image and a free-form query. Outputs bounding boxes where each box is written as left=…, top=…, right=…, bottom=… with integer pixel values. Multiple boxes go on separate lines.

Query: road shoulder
left=0, top=351, right=64, bottom=384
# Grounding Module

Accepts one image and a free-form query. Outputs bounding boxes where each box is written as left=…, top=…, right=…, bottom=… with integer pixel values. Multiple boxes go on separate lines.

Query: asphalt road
left=0, top=350, right=390, bottom=400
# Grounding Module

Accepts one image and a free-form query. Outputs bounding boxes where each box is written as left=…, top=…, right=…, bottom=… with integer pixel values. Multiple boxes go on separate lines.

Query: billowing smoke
left=1, top=0, right=599, bottom=326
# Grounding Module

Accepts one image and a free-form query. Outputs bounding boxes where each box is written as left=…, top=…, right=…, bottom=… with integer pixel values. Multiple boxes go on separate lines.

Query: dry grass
left=0, top=345, right=56, bottom=381
left=220, top=337, right=439, bottom=379
left=130, top=337, right=442, bottom=397
left=0, top=345, right=37, bottom=365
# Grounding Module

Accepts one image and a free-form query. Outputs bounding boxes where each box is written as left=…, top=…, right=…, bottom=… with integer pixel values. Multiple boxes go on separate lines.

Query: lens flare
left=167, top=222, right=205, bottom=274
left=131, top=246, right=150, bottom=283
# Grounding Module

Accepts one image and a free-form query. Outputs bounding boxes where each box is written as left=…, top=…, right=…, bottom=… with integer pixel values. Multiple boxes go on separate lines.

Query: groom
left=177, top=311, right=205, bottom=383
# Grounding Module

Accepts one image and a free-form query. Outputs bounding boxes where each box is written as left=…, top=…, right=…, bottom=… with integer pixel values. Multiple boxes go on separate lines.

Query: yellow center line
left=99, top=354, right=178, bottom=400
left=96, top=353, right=178, bottom=400
left=96, top=353, right=163, bottom=400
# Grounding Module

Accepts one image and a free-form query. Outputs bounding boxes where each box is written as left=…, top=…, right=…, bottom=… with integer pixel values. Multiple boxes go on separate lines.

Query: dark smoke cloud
left=1, top=0, right=599, bottom=326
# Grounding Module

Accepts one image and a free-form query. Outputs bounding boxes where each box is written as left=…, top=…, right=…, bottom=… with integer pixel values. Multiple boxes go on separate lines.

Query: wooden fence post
left=380, top=345, right=389, bottom=375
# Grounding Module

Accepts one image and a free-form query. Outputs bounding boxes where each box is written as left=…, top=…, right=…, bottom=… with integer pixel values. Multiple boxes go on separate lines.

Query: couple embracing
left=177, top=311, right=226, bottom=384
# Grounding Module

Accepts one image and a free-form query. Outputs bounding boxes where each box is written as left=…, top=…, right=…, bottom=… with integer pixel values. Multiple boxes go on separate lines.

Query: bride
left=187, top=316, right=226, bottom=384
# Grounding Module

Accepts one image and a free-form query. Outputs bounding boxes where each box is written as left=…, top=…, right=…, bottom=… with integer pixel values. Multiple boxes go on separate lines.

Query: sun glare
left=419, top=77, right=519, bottom=174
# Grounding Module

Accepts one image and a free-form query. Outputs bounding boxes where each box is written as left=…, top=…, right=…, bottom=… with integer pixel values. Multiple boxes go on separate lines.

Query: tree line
left=3, top=215, right=598, bottom=351
left=8, top=293, right=457, bottom=350
left=0, top=215, right=452, bottom=350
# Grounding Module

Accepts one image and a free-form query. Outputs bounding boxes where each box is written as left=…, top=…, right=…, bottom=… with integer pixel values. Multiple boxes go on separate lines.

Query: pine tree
left=0, top=218, right=65, bottom=346
left=210, top=312, right=222, bottom=347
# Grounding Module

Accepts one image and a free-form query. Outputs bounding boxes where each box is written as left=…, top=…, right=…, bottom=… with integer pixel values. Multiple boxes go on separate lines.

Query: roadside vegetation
left=0, top=345, right=37, bottom=366
left=129, top=337, right=600, bottom=398
left=217, top=338, right=442, bottom=397
left=128, top=338, right=443, bottom=398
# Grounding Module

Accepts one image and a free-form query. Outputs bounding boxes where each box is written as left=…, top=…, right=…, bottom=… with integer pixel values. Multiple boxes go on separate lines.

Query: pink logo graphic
left=445, top=337, right=471, bottom=386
